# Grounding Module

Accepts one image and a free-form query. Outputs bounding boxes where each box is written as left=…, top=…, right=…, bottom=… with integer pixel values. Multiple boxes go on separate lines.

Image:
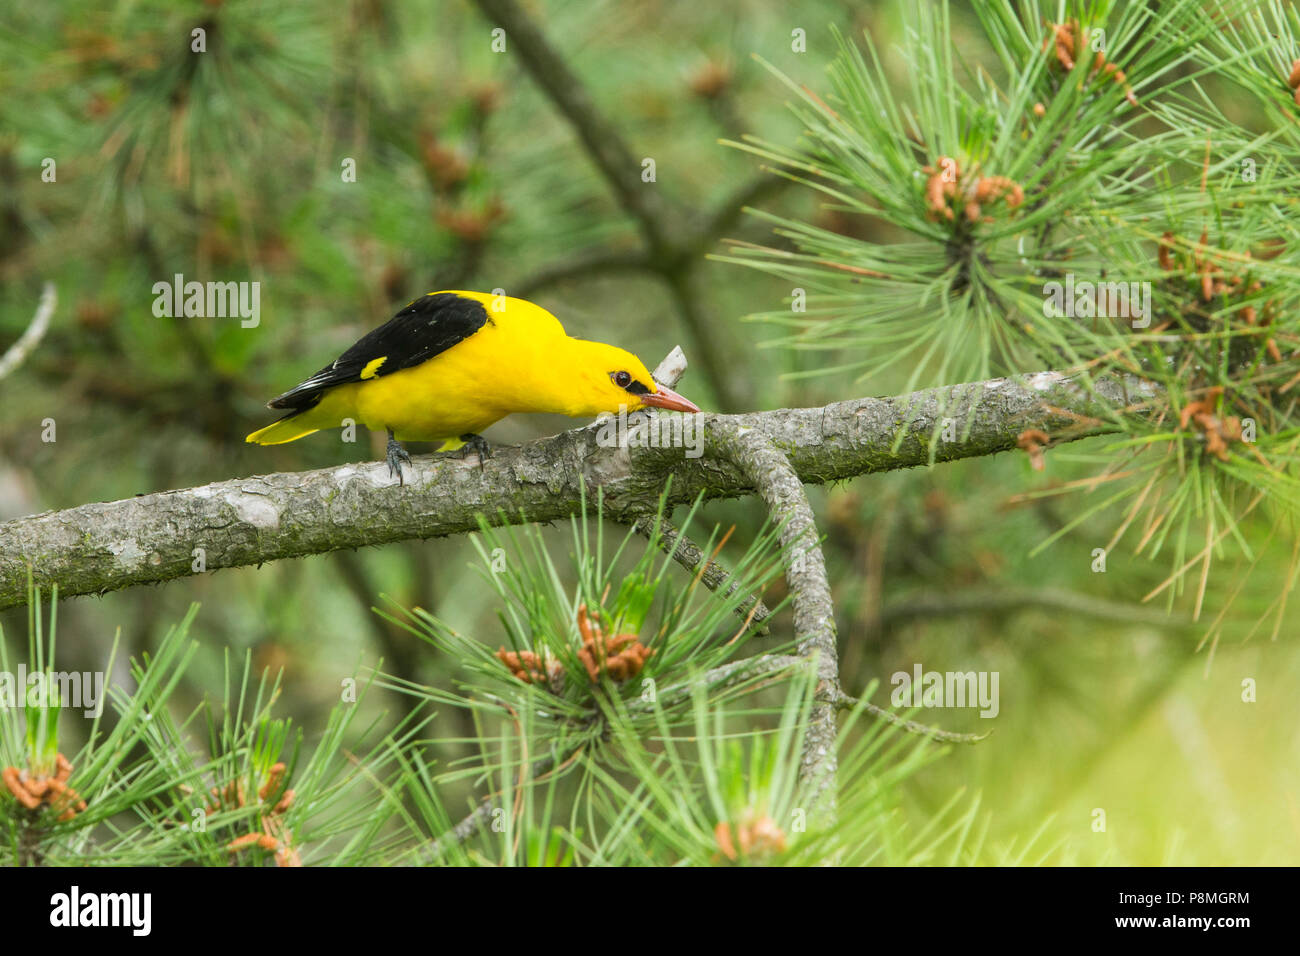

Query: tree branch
left=709, top=423, right=841, bottom=810
left=0, top=369, right=1153, bottom=612
left=471, top=0, right=679, bottom=255
left=0, top=283, right=55, bottom=381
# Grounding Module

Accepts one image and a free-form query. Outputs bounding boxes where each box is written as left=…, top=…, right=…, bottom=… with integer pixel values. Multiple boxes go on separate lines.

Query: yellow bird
left=246, top=290, right=701, bottom=482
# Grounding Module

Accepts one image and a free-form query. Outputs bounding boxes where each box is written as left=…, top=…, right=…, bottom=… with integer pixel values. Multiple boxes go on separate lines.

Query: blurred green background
left=0, top=0, right=1296, bottom=864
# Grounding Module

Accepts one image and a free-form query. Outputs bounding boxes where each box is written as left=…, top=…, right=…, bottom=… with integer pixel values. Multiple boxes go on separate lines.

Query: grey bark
left=708, top=424, right=841, bottom=811
left=0, top=370, right=1146, bottom=611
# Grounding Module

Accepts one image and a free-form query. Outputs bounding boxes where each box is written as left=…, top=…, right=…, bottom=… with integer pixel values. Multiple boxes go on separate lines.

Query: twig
left=0, top=284, right=55, bottom=381
left=422, top=752, right=558, bottom=863
left=831, top=688, right=990, bottom=745
left=663, top=269, right=751, bottom=410
left=648, top=653, right=802, bottom=709
left=630, top=515, right=771, bottom=633
left=650, top=345, right=688, bottom=388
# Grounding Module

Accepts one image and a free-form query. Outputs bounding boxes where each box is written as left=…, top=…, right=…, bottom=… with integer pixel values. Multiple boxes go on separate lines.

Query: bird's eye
left=612, top=370, right=632, bottom=388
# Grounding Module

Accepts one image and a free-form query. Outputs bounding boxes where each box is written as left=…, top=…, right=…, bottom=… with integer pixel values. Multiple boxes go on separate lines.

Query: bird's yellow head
left=558, top=339, right=702, bottom=418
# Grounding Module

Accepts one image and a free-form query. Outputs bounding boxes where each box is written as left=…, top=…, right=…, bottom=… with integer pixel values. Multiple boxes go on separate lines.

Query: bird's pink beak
left=640, top=383, right=701, bottom=414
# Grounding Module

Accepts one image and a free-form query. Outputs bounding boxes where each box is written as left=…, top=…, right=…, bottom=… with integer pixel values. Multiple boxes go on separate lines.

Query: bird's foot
left=459, top=433, right=491, bottom=465
left=386, top=431, right=413, bottom=485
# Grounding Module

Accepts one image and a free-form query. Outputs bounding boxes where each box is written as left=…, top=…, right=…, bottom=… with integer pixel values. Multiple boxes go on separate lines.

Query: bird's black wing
left=268, top=292, right=490, bottom=411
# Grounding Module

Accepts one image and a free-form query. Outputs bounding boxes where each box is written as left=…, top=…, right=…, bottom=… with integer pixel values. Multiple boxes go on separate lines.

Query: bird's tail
left=246, top=413, right=319, bottom=445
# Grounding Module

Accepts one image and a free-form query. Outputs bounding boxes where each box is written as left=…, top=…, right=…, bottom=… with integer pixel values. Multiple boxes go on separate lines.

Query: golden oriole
left=246, top=290, right=701, bottom=482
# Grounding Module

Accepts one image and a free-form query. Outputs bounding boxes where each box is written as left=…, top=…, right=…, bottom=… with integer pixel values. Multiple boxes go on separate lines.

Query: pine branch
left=709, top=424, right=841, bottom=811
left=0, top=368, right=1156, bottom=611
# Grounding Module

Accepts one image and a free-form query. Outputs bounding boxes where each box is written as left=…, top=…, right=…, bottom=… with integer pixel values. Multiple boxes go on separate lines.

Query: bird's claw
left=459, top=433, right=491, bottom=466
left=386, top=434, right=412, bottom=485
